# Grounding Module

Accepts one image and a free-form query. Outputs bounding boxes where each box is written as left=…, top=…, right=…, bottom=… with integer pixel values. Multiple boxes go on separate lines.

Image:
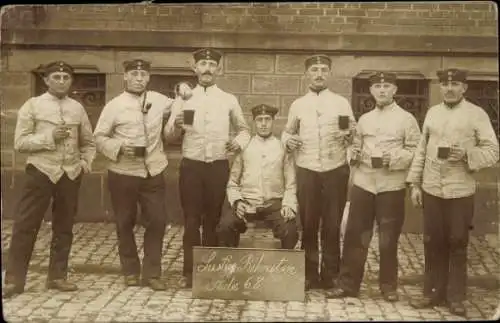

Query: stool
left=239, top=220, right=282, bottom=249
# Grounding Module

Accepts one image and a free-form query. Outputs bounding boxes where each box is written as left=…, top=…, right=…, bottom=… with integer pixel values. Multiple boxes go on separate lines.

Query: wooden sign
left=192, top=247, right=305, bottom=302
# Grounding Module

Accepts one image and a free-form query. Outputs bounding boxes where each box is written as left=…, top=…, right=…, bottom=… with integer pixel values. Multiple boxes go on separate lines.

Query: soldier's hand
left=120, top=146, right=136, bottom=158
left=410, top=185, right=423, bottom=208
left=80, top=160, right=91, bottom=174
left=286, top=135, right=303, bottom=152
left=174, top=113, right=184, bottom=129
left=177, top=82, right=193, bottom=101
left=382, top=151, right=391, bottom=167
left=281, top=206, right=296, bottom=222
left=235, top=200, right=247, bottom=220
left=226, top=140, right=241, bottom=153
left=52, top=125, right=70, bottom=142
left=342, top=130, right=354, bottom=146
left=349, top=148, right=361, bottom=166
left=448, top=144, right=466, bottom=162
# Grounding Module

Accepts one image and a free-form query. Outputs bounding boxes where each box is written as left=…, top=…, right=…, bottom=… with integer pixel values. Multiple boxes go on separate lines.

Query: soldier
left=93, top=59, right=175, bottom=291
left=217, top=104, right=299, bottom=249
left=165, top=48, right=251, bottom=288
left=407, top=68, right=499, bottom=316
left=282, top=54, right=355, bottom=290
left=327, top=72, right=421, bottom=301
left=2, top=61, right=96, bottom=298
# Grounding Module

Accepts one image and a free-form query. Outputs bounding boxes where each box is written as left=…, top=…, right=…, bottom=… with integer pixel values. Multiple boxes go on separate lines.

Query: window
left=351, top=71, right=430, bottom=128
left=465, top=80, right=499, bottom=138
left=34, top=72, right=106, bottom=129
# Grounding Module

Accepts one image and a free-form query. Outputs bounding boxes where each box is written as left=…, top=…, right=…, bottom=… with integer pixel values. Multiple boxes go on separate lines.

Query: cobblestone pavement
left=1, top=219, right=499, bottom=322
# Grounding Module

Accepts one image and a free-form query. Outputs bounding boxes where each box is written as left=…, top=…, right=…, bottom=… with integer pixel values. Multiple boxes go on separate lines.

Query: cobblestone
left=2, top=220, right=499, bottom=321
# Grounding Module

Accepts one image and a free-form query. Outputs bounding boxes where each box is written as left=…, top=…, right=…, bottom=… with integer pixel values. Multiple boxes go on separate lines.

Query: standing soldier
left=3, top=61, right=96, bottom=298
left=327, top=72, right=421, bottom=301
left=282, top=54, right=355, bottom=290
left=94, top=59, right=174, bottom=291
left=407, top=68, right=499, bottom=316
left=217, top=104, right=299, bottom=249
left=165, top=48, right=251, bottom=288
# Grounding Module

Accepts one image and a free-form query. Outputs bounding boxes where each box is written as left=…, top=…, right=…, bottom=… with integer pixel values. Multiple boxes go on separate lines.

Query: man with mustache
left=327, top=72, right=421, bottom=301
left=282, top=54, right=355, bottom=291
left=3, top=61, right=96, bottom=298
left=165, top=48, right=251, bottom=288
left=94, top=59, right=176, bottom=290
left=217, top=104, right=299, bottom=250
left=407, top=68, right=499, bottom=316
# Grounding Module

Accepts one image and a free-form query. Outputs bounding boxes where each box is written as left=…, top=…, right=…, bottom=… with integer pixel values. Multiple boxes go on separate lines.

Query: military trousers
left=107, top=170, right=168, bottom=280
left=296, top=164, right=350, bottom=284
left=422, top=191, right=474, bottom=303
left=216, top=199, right=299, bottom=249
left=337, top=185, right=406, bottom=294
left=5, top=164, right=82, bottom=287
left=179, top=158, right=229, bottom=277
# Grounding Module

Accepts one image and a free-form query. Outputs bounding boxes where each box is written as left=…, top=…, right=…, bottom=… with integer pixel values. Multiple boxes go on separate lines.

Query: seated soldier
left=217, top=104, right=299, bottom=249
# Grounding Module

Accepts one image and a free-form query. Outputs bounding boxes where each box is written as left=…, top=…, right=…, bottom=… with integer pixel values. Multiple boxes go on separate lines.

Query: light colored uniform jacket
left=226, top=135, right=297, bottom=213
left=14, top=92, right=96, bottom=183
left=406, top=99, right=499, bottom=199
left=93, top=90, right=173, bottom=178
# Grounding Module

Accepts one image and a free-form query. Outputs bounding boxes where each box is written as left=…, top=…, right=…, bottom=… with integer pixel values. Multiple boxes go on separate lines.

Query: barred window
left=465, top=80, right=499, bottom=138
left=34, top=72, right=106, bottom=129
left=351, top=71, right=430, bottom=128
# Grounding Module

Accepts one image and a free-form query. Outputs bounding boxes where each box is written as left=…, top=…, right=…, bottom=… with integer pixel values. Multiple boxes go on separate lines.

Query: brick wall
left=2, top=2, right=497, bottom=36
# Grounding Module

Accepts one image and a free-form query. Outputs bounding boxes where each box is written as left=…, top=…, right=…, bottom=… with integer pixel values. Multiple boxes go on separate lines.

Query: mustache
left=202, top=72, right=213, bottom=76
left=314, top=77, right=324, bottom=81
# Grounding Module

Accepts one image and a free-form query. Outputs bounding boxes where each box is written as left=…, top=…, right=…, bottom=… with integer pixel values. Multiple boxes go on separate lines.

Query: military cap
left=251, top=104, right=279, bottom=119
left=304, top=54, right=332, bottom=69
left=43, top=61, right=74, bottom=76
left=437, top=68, right=468, bottom=83
left=123, top=59, right=151, bottom=72
left=193, top=48, right=222, bottom=64
left=369, top=71, right=397, bottom=85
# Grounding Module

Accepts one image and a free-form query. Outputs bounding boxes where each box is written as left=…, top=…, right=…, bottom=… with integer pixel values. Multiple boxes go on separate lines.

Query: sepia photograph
left=1, top=1, right=499, bottom=321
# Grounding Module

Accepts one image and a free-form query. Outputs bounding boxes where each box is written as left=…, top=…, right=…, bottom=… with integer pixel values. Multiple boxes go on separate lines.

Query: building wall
left=1, top=3, right=498, bottom=233
left=2, top=2, right=497, bottom=36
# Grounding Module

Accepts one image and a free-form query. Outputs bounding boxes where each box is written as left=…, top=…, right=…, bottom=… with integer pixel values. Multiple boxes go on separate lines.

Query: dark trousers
left=107, top=170, right=167, bottom=279
left=338, top=185, right=405, bottom=294
left=297, top=164, right=350, bottom=283
left=5, top=164, right=82, bottom=287
left=422, top=192, right=474, bottom=303
left=179, top=158, right=229, bottom=276
left=216, top=199, right=299, bottom=249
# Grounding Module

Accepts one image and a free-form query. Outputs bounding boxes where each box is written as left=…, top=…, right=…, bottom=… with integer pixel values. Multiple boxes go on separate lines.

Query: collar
left=253, top=134, right=276, bottom=144
left=44, top=91, right=68, bottom=100
left=443, top=97, right=465, bottom=109
left=123, top=90, right=147, bottom=101
left=307, top=87, right=329, bottom=96
left=375, top=100, right=396, bottom=111
left=195, top=83, right=219, bottom=94
left=124, top=89, right=145, bottom=97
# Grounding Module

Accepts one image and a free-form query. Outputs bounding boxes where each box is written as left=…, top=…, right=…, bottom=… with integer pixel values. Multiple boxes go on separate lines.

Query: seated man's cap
left=123, top=59, right=151, bottom=72
left=251, top=104, right=279, bottom=119
left=369, top=71, right=397, bottom=86
left=43, top=61, right=74, bottom=76
left=193, top=48, right=223, bottom=64
left=437, top=68, right=468, bottom=83
left=304, top=54, right=332, bottom=70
